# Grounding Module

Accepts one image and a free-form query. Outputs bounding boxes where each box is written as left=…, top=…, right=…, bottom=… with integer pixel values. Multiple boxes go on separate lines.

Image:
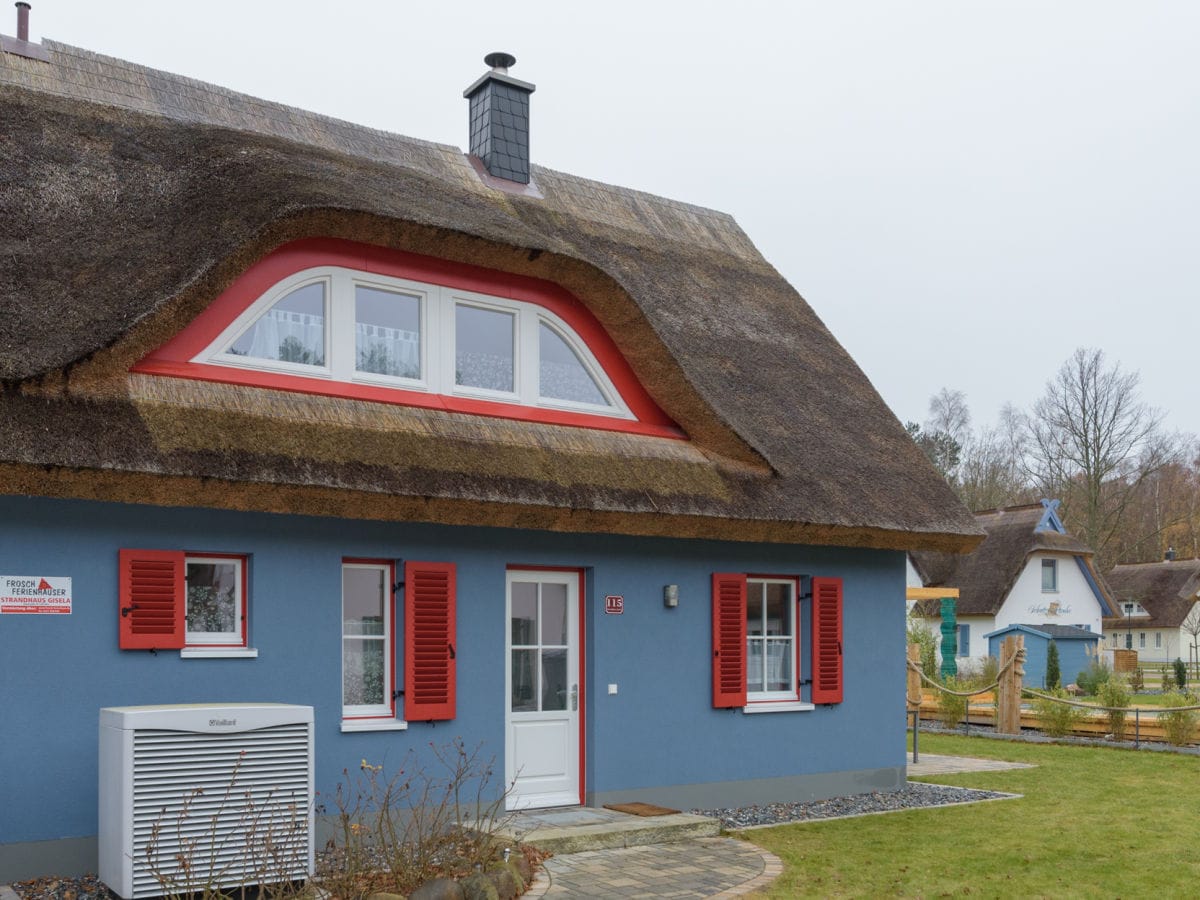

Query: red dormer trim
left=133, top=238, right=683, bottom=439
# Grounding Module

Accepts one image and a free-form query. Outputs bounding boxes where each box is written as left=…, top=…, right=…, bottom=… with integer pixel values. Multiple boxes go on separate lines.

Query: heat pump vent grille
left=129, top=723, right=310, bottom=896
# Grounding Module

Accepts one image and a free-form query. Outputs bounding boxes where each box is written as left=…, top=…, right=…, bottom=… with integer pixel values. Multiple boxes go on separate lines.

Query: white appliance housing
left=99, top=704, right=314, bottom=899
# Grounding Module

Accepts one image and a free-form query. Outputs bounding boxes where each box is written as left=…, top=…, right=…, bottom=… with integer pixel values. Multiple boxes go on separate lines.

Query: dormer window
left=198, top=267, right=629, bottom=419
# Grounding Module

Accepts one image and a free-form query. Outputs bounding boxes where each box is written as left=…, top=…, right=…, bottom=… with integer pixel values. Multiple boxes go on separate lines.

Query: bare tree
left=927, top=388, right=972, bottom=449
left=1025, top=348, right=1177, bottom=566
left=957, top=403, right=1033, bottom=512
left=1181, top=603, right=1200, bottom=678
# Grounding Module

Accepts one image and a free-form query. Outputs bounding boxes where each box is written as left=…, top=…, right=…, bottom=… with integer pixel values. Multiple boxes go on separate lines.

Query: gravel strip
left=11, top=875, right=117, bottom=900
left=692, top=782, right=1011, bottom=830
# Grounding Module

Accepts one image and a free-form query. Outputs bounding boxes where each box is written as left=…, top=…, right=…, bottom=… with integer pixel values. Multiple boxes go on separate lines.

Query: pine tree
left=1046, top=639, right=1061, bottom=689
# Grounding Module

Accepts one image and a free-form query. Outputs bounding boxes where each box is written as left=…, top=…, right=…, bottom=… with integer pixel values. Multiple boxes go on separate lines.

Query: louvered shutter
left=810, top=576, right=844, bottom=704
left=404, top=561, right=457, bottom=721
left=712, top=572, right=747, bottom=708
left=118, top=549, right=186, bottom=650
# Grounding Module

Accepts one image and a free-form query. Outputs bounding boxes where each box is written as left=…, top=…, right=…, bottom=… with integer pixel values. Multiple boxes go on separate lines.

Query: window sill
left=340, top=719, right=409, bottom=733
left=180, top=647, right=258, bottom=659
left=742, top=701, right=815, bottom=714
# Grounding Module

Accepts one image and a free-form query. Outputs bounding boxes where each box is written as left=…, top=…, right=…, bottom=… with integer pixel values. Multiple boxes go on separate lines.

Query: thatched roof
left=911, top=503, right=1109, bottom=616
left=0, top=40, right=982, bottom=551
left=1103, top=560, right=1200, bottom=629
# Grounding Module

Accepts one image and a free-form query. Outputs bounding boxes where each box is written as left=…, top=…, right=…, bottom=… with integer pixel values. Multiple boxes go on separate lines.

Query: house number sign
left=604, top=595, right=624, bottom=615
left=1, top=576, right=73, bottom=615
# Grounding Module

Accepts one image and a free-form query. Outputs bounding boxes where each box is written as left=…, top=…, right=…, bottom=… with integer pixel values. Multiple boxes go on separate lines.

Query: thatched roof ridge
left=911, top=504, right=1100, bottom=616
left=0, top=40, right=982, bottom=550
left=1103, top=560, right=1200, bottom=629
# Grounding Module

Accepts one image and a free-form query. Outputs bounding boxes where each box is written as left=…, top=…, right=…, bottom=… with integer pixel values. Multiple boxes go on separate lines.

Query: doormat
left=603, top=801, right=681, bottom=817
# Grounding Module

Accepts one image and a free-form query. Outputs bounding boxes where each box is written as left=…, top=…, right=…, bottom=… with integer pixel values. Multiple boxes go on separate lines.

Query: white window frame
left=196, top=266, right=632, bottom=420
left=745, top=577, right=799, bottom=703
left=1155, top=632, right=1162, bottom=649
left=1139, top=632, right=1146, bottom=650
left=1041, top=558, right=1058, bottom=592
left=184, top=554, right=246, bottom=647
left=957, top=623, right=970, bottom=657
left=341, top=561, right=395, bottom=721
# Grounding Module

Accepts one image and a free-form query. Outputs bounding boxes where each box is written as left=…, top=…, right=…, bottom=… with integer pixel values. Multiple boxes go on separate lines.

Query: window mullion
left=330, top=269, right=354, bottom=381
left=519, top=309, right=538, bottom=406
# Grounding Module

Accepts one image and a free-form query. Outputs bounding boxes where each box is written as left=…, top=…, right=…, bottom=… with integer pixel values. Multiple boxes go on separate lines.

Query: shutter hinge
left=448, top=642, right=456, bottom=659
left=121, top=604, right=139, bottom=617
left=393, top=580, right=404, bottom=594
left=392, top=689, right=405, bottom=700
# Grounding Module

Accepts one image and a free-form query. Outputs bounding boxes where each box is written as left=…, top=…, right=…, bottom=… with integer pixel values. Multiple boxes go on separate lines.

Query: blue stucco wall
left=0, top=495, right=905, bottom=848
left=988, top=630, right=1099, bottom=688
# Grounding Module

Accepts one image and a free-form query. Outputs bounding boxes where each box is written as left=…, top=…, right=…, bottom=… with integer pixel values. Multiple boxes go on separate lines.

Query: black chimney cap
left=484, top=51, right=516, bottom=70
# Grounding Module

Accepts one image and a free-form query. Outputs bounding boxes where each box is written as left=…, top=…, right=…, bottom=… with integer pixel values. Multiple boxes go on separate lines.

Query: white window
left=342, top=561, right=394, bottom=720
left=185, top=555, right=246, bottom=646
left=1041, top=559, right=1058, bottom=592
left=200, top=267, right=630, bottom=419
left=746, top=578, right=797, bottom=701
left=1139, top=632, right=1146, bottom=649
left=1109, top=632, right=1118, bottom=647
left=957, top=623, right=970, bottom=657
left=1155, top=632, right=1162, bottom=649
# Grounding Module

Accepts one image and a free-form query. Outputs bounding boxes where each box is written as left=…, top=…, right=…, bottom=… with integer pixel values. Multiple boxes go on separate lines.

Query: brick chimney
left=2, top=2, right=50, bottom=61
left=463, top=52, right=535, bottom=185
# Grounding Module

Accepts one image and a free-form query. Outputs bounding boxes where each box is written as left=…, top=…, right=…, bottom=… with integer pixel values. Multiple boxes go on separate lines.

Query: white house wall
left=1102, top=625, right=1195, bottom=665
left=994, top=553, right=1104, bottom=637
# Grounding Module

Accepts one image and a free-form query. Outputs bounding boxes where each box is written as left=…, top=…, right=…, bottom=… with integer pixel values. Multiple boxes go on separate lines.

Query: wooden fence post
left=995, top=635, right=1025, bottom=735
left=907, top=643, right=921, bottom=712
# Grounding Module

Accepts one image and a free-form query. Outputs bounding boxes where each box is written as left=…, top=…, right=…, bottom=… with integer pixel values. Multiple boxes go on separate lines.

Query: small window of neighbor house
left=957, top=623, right=970, bottom=657
left=1156, top=632, right=1162, bottom=649
left=1139, top=632, right=1146, bottom=649
left=1041, top=559, right=1058, bottom=592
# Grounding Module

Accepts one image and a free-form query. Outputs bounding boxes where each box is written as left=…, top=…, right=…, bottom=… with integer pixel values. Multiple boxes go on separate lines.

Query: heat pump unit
left=99, top=704, right=314, bottom=899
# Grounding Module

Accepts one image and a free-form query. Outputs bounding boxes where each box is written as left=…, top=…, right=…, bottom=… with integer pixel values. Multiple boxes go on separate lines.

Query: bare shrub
left=1159, top=692, right=1199, bottom=747
left=1032, top=689, right=1082, bottom=737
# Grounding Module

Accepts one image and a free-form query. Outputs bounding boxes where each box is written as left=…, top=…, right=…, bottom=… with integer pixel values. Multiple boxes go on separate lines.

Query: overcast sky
left=20, top=1, right=1200, bottom=437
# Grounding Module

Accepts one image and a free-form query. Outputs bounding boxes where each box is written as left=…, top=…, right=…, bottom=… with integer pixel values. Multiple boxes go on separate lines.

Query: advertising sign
left=0, top=576, right=73, bottom=614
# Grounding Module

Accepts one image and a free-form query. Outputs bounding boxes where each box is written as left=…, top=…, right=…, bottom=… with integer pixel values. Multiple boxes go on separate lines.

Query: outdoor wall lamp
left=663, top=584, right=679, bottom=608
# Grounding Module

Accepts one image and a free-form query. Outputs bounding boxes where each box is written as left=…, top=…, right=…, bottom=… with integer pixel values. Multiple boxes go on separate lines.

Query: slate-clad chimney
left=463, top=52, right=535, bottom=185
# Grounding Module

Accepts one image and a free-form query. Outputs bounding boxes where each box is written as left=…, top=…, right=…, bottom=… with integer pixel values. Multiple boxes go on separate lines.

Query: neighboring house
left=0, top=23, right=980, bottom=880
left=1103, top=559, right=1200, bottom=665
left=985, top=623, right=1101, bottom=689
left=910, top=500, right=1115, bottom=666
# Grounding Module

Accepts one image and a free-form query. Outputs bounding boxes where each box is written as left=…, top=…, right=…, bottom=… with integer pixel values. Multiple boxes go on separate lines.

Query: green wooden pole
left=939, top=596, right=958, bottom=680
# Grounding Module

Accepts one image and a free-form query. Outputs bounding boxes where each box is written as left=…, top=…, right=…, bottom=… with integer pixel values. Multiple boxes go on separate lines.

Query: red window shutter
left=118, top=549, right=186, bottom=650
left=712, top=573, right=747, bottom=708
left=404, top=561, right=457, bottom=721
left=811, top=576, right=844, bottom=704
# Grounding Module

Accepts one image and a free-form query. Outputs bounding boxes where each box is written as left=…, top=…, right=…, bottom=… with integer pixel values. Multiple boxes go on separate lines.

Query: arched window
left=200, top=266, right=629, bottom=417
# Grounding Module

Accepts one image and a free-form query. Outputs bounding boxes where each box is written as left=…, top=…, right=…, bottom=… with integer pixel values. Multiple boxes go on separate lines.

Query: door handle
left=571, top=683, right=578, bottom=711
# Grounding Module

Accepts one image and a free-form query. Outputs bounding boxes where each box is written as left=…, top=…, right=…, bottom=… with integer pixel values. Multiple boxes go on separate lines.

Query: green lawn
left=743, top=733, right=1200, bottom=898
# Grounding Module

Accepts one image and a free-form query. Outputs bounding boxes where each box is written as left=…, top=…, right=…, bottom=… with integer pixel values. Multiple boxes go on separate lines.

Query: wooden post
left=995, top=635, right=1025, bottom=735
left=907, top=643, right=921, bottom=713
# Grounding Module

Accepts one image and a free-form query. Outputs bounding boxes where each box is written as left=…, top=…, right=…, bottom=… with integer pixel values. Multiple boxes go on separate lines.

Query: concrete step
left=486, top=806, right=722, bottom=855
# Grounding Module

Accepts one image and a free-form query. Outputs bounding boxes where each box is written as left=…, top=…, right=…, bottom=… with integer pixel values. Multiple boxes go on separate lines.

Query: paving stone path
left=527, top=837, right=781, bottom=898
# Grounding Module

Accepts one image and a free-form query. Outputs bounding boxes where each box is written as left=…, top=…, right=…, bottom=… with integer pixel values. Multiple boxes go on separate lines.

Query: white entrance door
left=505, top=569, right=581, bottom=809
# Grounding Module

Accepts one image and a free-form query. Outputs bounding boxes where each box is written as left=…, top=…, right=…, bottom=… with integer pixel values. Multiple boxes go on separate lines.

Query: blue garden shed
left=986, top=624, right=1101, bottom=689
left=0, top=18, right=981, bottom=881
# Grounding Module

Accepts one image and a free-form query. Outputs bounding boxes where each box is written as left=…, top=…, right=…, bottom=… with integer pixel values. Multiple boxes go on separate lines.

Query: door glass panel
left=343, top=567, right=385, bottom=636
left=511, top=582, right=538, bottom=645
left=228, top=281, right=326, bottom=366
left=539, top=322, right=607, bottom=406
left=541, top=649, right=568, bottom=710
left=511, top=648, right=538, bottom=712
left=355, top=285, right=421, bottom=379
left=541, top=583, right=568, bottom=646
left=456, top=304, right=514, bottom=392
left=343, top=638, right=385, bottom=706
left=765, top=582, right=789, bottom=636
